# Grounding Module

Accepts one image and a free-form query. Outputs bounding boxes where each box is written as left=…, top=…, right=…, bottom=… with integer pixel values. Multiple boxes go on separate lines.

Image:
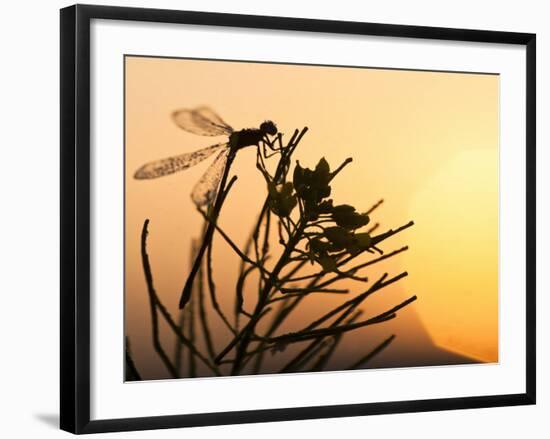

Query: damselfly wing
left=190, top=148, right=229, bottom=206
left=133, top=106, right=277, bottom=207
left=172, top=106, right=234, bottom=137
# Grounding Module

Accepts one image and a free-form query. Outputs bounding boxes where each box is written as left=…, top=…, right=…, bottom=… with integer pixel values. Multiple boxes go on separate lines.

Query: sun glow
left=407, top=149, right=498, bottom=362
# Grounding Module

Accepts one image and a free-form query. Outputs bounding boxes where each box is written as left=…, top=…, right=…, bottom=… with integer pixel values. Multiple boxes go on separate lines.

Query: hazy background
left=125, top=56, right=499, bottom=380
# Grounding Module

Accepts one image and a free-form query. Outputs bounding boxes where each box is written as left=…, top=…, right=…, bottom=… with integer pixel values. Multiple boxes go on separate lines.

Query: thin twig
left=141, top=220, right=179, bottom=379
left=268, top=289, right=348, bottom=304
left=324, top=221, right=414, bottom=272
left=329, top=157, right=353, bottom=182
left=197, top=207, right=272, bottom=277
left=187, top=288, right=197, bottom=377
left=125, top=337, right=142, bottom=381
left=283, top=229, right=411, bottom=285
left=174, top=240, right=199, bottom=375
left=366, top=222, right=379, bottom=234
left=174, top=306, right=185, bottom=375
left=206, top=231, right=234, bottom=334
left=366, top=199, right=384, bottom=215
left=264, top=296, right=416, bottom=345
left=309, top=247, right=409, bottom=292
left=141, top=219, right=220, bottom=375
left=310, top=311, right=363, bottom=372
left=197, top=254, right=216, bottom=360
left=346, top=334, right=396, bottom=370
left=235, top=265, right=256, bottom=317
left=280, top=287, right=349, bottom=294
left=290, top=339, right=332, bottom=372
left=306, top=272, right=408, bottom=331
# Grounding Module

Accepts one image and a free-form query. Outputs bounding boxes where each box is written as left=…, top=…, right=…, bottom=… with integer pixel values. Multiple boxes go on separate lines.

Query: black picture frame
left=60, top=4, right=536, bottom=434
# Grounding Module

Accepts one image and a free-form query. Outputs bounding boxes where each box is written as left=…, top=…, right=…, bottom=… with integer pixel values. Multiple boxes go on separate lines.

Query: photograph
left=0, top=0, right=541, bottom=436
left=124, top=55, right=499, bottom=381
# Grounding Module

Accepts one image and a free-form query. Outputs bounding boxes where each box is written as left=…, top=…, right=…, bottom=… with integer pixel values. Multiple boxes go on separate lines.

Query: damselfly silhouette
left=134, top=107, right=279, bottom=309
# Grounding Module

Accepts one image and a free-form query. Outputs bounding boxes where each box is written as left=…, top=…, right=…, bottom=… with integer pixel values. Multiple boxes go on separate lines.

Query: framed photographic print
left=60, top=4, right=536, bottom=434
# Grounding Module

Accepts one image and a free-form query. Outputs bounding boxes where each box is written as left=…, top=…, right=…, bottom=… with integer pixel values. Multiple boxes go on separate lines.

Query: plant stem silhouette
left=136, top=127, right=417, bottom=379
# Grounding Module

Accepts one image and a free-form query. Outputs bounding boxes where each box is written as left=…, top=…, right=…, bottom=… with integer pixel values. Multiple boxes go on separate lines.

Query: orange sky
left=124, top=56, right=499, bottom=378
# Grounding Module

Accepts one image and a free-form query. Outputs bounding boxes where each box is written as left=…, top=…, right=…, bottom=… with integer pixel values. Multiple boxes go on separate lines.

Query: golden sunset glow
left=124, top=56, right=499, bottom=380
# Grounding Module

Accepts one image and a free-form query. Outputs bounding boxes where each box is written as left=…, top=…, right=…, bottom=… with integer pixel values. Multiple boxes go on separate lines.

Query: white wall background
left=0, top=0, right=547, bottom=437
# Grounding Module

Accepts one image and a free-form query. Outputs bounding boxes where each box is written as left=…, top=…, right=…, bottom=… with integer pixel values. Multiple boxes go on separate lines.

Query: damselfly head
left=260, top=120, right=278, bottom=136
